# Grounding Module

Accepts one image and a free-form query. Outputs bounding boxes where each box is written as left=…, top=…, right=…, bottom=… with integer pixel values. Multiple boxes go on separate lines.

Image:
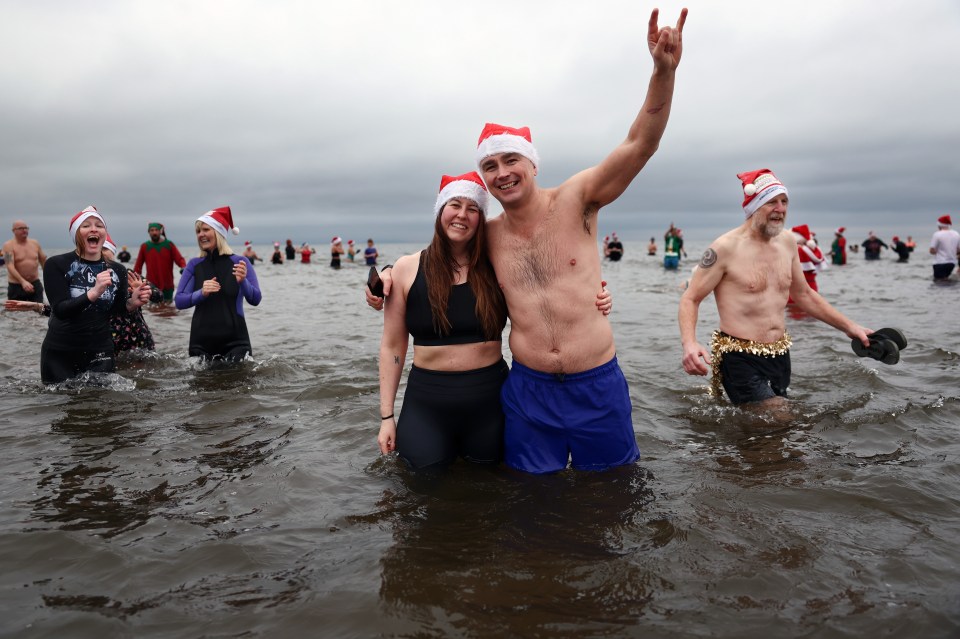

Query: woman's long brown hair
left=423, top=205, right=507, bottom=341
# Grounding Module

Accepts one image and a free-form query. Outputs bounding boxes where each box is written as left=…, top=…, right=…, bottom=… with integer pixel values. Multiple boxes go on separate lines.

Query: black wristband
left=381, top=414, right=395, bottom=420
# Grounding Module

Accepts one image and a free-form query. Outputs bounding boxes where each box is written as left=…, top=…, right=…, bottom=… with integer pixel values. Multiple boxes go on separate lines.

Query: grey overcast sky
left=2, top=0, right=958, bottom=250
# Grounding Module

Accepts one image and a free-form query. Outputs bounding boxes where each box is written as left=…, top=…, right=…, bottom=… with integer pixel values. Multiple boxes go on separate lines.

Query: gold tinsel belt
left=709, top=330, right=792, bottom=398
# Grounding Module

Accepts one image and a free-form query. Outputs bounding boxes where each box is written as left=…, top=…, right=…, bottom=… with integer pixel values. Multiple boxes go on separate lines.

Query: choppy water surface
left=1, top=244, right=958, bottom=638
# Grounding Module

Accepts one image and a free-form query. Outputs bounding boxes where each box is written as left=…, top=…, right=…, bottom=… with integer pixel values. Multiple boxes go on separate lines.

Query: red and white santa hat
left=835, top=227, right=845, bottom=235
left=69, top=205, right=106, bottom=240
left=347, top=239, right=354, bottom=246
left=938, top=215, right=952, bottom=227
left=737, top=168, right=788, bottom=218
left=103, top=234, right=118, bottom=254
left=198, top=206, right=239, bottom=237
left=434, top=171, right=489, bottom=217
left=331, top=236, right=342, bottom=246
left=791, top=224, right=812, bottom=242
left=475, top=123, right=540, bottom=169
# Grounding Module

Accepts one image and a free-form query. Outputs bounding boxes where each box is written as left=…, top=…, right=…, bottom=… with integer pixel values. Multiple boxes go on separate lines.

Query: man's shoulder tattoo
left=699, top=248, right=718, bottom=268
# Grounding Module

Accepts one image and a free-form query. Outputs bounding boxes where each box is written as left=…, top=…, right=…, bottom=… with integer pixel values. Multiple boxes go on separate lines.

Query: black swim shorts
left=719, top=350, right=791, bottom=405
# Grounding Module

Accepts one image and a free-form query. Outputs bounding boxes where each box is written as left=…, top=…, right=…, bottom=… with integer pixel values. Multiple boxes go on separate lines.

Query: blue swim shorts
left=501, top=356, right=640, bottom=474
left=663, top=255, right=679, bottom=270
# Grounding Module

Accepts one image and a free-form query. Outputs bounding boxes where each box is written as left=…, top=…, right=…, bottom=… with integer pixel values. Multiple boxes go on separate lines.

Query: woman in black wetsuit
left=175, top=206, right=262, bottom=362
left=40, top=206, right=152, bottom=383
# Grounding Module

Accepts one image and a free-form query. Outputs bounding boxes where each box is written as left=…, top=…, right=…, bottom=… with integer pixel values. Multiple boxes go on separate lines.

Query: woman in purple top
left=175, top=206, right=262, bottom=362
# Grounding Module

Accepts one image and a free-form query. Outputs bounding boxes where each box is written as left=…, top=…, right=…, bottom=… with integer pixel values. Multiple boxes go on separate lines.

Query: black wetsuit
left=892, top=241, right=913, bottom=262
left=606, top=240, right=624, bottom=261
left=395, top=252, right=508, bottom=469
left=175, top=252, right=262, bottom=362
left=40, top=252, right=128, bottom=383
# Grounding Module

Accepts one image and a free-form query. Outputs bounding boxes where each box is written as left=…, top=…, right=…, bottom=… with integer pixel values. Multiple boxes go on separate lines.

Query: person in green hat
left=134, top=222, right=186, bottom=302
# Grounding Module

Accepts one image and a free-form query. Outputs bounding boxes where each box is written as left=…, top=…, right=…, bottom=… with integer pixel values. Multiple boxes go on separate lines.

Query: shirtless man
left=3, top=220, right=47, bottom=303
left=372, top=8, right=686, bottom=474
left=678, top=169, right=872, bottom=406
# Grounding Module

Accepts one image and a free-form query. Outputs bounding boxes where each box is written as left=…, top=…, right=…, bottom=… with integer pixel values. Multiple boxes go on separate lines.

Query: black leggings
left=40, top=343, right=115, bottom=384
left=396, top=359, right=509, bottom=469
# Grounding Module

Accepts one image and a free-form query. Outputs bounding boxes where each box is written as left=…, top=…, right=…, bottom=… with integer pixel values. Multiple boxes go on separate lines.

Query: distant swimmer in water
left=270, top=242, right=283, bottom=264
left=175, top=206, right=262, bottom=363
left=891, top=236, right=913, bottom=263
left=861, top=231, right=887, bottom=260
left=284, top=239, right=296, bottom=261
left=372, top=172, right=612, bottom=469
left=647, top=237, right=657, bottom=256
left=134, top=222, right=186, bottom=303
left=664, top=224, right=682, bottom=269
left=679, top=169, right=874, bottom=408
left=828, top=226, right=847, bottom=265
left=605, top=233, right=624, bottom=261
left=346, top=239, right=357, bottom=262
left=40, top=206, right=151, bottom=383
left=789, top=224, right=825, bottom=299
left=930, top=215, right=960, bottom=281
left=364, top=238, right=379, bottom=266
left=301, top=242, right=315, bottom=264
left=329, top=237, right=344, bottom=269
left=242, top=241, right=261, bottom=264
left=4, top=218, right=47, bottom=303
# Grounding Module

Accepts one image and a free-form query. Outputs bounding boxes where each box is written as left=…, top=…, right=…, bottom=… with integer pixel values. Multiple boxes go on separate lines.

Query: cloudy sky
left=2, top=0, right=958, bottom=250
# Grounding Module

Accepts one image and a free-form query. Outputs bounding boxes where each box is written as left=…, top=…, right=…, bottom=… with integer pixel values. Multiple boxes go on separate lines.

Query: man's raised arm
left=575, top=7, right=688, bottom=210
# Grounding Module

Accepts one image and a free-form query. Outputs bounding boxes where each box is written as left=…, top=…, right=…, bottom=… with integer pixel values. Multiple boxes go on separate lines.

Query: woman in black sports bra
left=376, top=172, right=509, bottom=469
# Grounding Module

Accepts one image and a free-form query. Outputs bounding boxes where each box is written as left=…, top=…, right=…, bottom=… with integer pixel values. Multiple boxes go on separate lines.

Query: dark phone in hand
left=367, top=266, right=384, bottom=297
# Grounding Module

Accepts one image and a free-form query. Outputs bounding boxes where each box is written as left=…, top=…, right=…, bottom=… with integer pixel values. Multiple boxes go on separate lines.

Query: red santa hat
left=475, top=123, right=540, bottom=169
left=69, top=205, right=105, bottom=240
left=938, top=215, right=952, bottom=227
left=103, top=234, right=118, bottom=254
left=331, top=236, right=342, bottom=246
left=347, top=239, right=354, bottom=246
left=737, top=168, right=788, bottom=218
left=198, top=206, right=239, bottom=237
left=791, top=224, right=812, bottom=242
left=434, top=171, right=489, bottom=217
left=892, top=236, right=900, bottom=242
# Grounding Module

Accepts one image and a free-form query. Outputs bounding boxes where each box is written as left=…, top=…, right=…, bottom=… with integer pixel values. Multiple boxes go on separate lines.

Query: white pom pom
left=743, top=184, right=757, bottom=196
left=806, top=239, right=817, bottom=249
left=232, top=227, right=240, bottom=235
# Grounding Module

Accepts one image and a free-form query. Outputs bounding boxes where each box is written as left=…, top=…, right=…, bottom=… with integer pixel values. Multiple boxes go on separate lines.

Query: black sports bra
left=405, top=252, right=493, bottom=346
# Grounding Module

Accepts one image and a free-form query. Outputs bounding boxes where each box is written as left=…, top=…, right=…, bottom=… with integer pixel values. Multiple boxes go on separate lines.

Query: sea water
left=1, top=243, right=958, bottom=638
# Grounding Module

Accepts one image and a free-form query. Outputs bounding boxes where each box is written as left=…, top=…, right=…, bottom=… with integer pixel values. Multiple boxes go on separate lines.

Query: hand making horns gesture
left=648, top=7, right=688, bottom=71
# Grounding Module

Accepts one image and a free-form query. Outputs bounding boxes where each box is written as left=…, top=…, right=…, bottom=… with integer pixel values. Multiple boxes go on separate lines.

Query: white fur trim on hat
left=434, top=180, right=489, bottom=217
left=475, top=133, right=540, bottom=169
left=69, top=205, right=105, bottom=241
left=197, top=207, right=239, bottom=238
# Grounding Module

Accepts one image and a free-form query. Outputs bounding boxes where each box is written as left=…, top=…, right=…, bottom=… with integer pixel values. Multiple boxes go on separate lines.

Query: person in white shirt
left=929, top=214, right=960, bottom=281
